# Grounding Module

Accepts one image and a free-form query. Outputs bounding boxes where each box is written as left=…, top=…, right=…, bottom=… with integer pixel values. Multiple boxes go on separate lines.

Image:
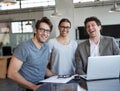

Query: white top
left=89, top=39, right=100, bottom=57
left=48, top=38, right=77, bottom=75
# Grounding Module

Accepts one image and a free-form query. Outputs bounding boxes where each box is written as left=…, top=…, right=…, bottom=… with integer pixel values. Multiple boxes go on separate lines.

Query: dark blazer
left=75, top=35, right=120, bottom=75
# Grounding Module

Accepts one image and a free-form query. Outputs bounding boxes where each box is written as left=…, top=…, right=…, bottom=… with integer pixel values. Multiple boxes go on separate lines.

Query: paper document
left=40, top=75, right=74, bottom=83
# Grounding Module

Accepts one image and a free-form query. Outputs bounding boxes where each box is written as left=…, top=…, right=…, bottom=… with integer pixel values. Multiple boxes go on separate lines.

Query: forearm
left=75, top=55, right=86, bottom=75
left=75, top=58, right=86, bottom=75
left=8, top=72, right=40, bottom=90
left=75, top=65, right=85, bottom=75
left=45, top=68, right=55, bottom=77
left=8, top=56, right=40, bottom=90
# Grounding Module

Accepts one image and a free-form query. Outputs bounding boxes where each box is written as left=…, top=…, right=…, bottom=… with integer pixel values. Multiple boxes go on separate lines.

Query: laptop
left=80, top=55, right=120, bottom=80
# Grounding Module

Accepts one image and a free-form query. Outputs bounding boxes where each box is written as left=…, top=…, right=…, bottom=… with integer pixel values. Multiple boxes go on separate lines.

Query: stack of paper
left=40, top=75, right=74, bottom=83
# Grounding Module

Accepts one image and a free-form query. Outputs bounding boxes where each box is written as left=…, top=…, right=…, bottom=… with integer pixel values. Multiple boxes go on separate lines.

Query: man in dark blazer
left=75, top=16, right=120, bottom=75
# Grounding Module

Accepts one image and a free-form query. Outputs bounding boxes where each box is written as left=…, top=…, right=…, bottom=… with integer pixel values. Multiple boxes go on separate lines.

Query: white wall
left=74, top=6, right=120, bottom=27
left=73, top=5, right=120, bottom=44
left=0, top=5, right=120, bottom=42
left=0, top=11, right=43, bottom=21
left=44, top=5, right=120, bottom=41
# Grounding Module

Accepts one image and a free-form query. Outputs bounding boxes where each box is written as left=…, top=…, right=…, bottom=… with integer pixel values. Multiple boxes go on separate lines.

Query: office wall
left=0, top=5, right=120, bottom=47
left=0, top=11, right=44, bottom=21
left=0, top=11, right=44, bottom=49
left=73, top=5, right=120, bottom=44
left=74, top=6, right=120, bottom=27
left=44, top=5, right=120, bottom=43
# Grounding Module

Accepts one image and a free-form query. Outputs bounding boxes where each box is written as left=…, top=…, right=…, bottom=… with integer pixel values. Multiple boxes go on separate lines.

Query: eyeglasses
left=59, top=26, right=71, bottom=30
left=38, top=28, right=51, bottom=34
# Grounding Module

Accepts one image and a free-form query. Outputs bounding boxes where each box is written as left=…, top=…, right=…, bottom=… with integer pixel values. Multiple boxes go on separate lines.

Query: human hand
left=33, top=84, right=43, bottom=91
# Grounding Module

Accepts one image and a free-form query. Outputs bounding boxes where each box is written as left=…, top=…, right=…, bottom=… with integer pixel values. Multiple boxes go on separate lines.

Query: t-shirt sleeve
left=13, top=43, right=28, bottom=62
left=72, top=40, right=78, bottom=51
left=48, top=39, right=54, bottom=53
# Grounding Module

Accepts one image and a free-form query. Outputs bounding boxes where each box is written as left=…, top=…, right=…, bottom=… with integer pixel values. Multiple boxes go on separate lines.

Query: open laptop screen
left=81, top=55, right=120, bottom=80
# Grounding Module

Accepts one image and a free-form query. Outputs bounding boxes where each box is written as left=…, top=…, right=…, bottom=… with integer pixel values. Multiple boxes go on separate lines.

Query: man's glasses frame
left=38, top=28, right=51, bottom=34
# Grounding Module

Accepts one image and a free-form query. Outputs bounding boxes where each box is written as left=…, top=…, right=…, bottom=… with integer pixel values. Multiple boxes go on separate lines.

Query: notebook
left=80, top=55, right=120, bottom=80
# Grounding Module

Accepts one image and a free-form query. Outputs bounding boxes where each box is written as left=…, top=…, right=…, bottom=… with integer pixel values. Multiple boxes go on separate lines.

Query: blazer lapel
left=99, top=36, right=104, bottom=56
left=86, top=40, right=90, bottom=57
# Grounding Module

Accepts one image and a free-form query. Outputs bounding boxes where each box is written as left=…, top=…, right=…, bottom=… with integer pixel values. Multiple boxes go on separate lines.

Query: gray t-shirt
left=13, top=39, right=49, bottom=84
left=48, top=38, right=77, bottom=75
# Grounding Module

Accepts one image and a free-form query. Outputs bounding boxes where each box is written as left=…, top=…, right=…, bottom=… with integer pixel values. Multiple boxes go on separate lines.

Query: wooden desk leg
left=0, top=59, right=7, bottom=79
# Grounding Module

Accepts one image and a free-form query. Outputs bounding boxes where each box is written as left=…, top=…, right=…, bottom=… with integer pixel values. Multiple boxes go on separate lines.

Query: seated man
left=7, top=17, right=54, bottom=91
left=75, top=16, right=120, bottom=75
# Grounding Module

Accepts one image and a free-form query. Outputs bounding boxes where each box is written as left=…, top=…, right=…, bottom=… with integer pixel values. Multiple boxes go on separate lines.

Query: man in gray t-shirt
left=8, top=17, right=54, bottom=91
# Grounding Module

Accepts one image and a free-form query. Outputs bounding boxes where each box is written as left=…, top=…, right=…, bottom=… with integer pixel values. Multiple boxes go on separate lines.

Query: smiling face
left=35, top=22, right=51, bottom=43
left=86, top=21, right=101, bottom=39
left=58, top=21, right=71, bottom=37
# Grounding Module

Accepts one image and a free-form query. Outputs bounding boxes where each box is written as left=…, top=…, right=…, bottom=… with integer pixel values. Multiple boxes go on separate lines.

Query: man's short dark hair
left=84, top=16, right=101, bottom=27
left=35, top=17, right=53, bottom=32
